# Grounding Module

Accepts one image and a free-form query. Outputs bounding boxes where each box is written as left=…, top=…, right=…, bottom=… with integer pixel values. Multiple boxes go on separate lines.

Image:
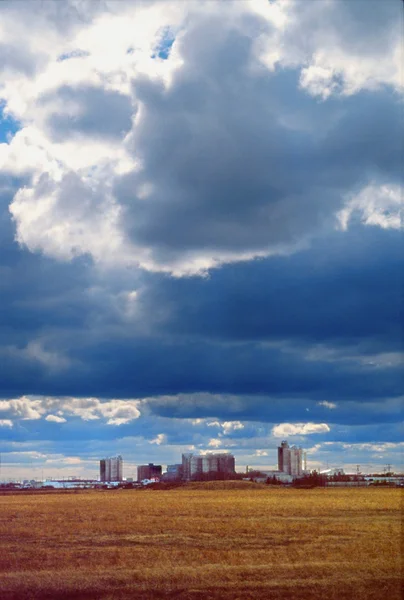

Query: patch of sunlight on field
left=0, top=484, right=402, bottom=599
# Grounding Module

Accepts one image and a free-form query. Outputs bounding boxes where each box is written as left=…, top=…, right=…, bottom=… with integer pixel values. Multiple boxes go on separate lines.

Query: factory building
left=278, top=441, right=303, bottom=477
left=182, top=452, right=235, bottom=481
left=137, top=463, right=162, bottom=482
left=100, top=456, right=123, bottom=482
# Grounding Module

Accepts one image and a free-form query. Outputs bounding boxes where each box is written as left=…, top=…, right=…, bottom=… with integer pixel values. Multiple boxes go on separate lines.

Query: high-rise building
left=100, top=456, right=123, bottom=482
left=290, top=446, right=303, bottom=477
left=163, top=464, right=183, bottom=481
left=182, top=453, right=194, bottom=481
left=181, top=452, right=235, bottom=481
left=278, top=441, right=302, bottom=477
left=137, top=463, right=162, bottom=481
left=278, top=441, right=290, bottom=473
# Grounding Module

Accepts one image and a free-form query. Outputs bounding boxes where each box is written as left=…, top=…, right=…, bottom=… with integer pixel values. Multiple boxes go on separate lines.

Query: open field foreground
left=0, top=482, right=402, bottom=600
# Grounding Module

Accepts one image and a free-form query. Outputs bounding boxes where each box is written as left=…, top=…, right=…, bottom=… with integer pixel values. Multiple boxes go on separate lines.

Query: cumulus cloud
left=278, top=0, right=403, bottom=97
left=208, top=438, right=222, bottom=448
left=0, top=396, right=141, bottom=425
left=221, top=421, right=244, bottom=435
left=205, top=420, right=244, bottom=435
left=45, top=414, right=67, bottom=423
left=65, top=398, right=142, bottom=424
left=0, top=419, right=13, bottom=427
left=10, top=172, right=125, bottom=265
left=337, top=184, right=402, bottom=232
left=149, top=433, right=167, bottom=445
left=0, top=396, right=43, bottom=420
left=272, top=422, right=331, bottom=437
left=0, top=0, right=399, bottom=275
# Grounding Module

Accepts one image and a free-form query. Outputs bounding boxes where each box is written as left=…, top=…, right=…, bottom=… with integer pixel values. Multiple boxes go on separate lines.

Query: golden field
left=0, top=482, right=402, bottom=599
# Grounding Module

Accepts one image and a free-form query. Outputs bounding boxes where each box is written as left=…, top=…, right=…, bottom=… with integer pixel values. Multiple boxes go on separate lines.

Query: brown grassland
left=0, top=481, right=402, bottom=600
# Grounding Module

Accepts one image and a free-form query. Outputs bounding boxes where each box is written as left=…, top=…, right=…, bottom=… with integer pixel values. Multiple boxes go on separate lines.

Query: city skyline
left=0, top=442, right=399, bottom=482
left=0, top=0, right=402, bottom=480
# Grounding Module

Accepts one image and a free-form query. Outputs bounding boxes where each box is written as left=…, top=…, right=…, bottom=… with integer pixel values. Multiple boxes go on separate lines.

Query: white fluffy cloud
left=283, top=0, right=402, bottom=97
left=149, top=433, right=167, bottom=445
left=206, top=420, right=244, bottom=435
left=221, top=421, right=245, bottom=435
left=45, top=414, right=67, bottom=423
left=0, top=396, right=141, bottom=425
left=337, top=184, right=402, bottom=232
left=58, top=398, right=142, bottom=424
left=0, top=396, right=43, bottom=420
left=272, top=422, right=331, bottom=437
left=208, top=438, right=222, bottom=448
left=0, top=0, right=400, bottom=276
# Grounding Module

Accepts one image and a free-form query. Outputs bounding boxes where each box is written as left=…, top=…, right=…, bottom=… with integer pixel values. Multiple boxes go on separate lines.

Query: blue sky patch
left=152, top=27, right=175, bottom=60
left=0, top=103, right=20, bottom=143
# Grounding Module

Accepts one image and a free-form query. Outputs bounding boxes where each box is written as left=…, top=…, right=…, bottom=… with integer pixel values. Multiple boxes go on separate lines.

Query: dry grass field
left=0, top=482, right=402, bottom=599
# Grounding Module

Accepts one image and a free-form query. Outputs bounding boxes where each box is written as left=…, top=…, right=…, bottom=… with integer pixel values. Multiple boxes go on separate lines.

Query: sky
left=0, top=0, right=403, bottom=480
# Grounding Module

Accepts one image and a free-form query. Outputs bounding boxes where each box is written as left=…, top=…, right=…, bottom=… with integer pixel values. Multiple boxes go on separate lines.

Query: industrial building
left=137, top=463, right=162, bottom=482
left=182, top=452, right=235, bottom=480
left=100, top=455, right=123, bottom=482
left=278, top=441, right=303, bottom=477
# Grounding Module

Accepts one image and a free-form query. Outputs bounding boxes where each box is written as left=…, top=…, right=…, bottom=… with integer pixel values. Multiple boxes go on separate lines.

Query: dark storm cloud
left=113, top=17, right=401, bottom=268
left=144, top=395, right=404, bottom=429
left=0, top=2, right=402, bottom=452
left=136, top=225, right=403, bottom=351
left=1, top=325, right=402, bottom=411
left=41, top=85, right=134, bottom=141
left=0, top=170, right=402, bottom=420
left=0, top=179, right=93, bottom=342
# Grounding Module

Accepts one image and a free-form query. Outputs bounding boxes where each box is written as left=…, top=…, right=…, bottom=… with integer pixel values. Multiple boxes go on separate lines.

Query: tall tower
left=100, top=456, right=123, bottom=482
left=290, top=446, right=303, bottom=476
left=278, top=441, right=290, bottom=474
left=182, top=453, right=193, bottom=481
